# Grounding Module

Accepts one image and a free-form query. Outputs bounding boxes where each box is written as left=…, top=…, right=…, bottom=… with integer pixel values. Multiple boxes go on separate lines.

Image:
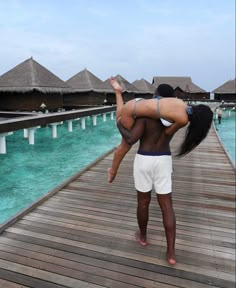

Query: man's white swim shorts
left=133, top=151, right=172, bottom=194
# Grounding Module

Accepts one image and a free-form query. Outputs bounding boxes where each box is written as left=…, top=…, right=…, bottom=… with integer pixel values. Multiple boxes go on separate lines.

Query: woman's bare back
left=158, top=98, right=188, bottom=123
left=109, top=77, right=188, bottom=131
left=121, top=97, right=188, bottom=130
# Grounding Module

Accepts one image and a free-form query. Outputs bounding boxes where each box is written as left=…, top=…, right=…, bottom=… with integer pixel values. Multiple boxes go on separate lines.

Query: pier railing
left=0, top=106, right=116, bottom=134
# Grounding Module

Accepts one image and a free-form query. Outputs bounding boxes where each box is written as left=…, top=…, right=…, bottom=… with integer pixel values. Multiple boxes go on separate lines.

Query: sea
left=214, top=109, right=235, bottom=166
left=0, top=115, right=121, bottom=224
left=0, top=110, right=235, bottom=224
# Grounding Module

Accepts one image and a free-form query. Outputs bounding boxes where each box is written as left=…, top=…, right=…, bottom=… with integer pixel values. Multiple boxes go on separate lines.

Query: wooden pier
left=0, top=125, right=235, bottom=288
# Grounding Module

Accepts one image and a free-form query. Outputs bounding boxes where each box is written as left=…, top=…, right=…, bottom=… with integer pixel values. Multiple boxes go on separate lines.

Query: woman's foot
left=166, top=252, right=176, bottom=265
left=108, top=168, right=116, bottom=183
left=135, top=231, right=148, bottom=246
left=110, top=77, right=123, bottom=92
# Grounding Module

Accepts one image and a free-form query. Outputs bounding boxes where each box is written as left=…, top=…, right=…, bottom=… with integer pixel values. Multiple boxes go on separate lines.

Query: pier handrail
left=0, top=106, right=116, bottom=133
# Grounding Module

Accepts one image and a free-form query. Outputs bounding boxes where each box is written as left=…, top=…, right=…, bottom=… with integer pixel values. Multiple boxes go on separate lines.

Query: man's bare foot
left=108, top=168, right=116, bottom=183
left=166, top=252, right=176, bottom=265
left=109, top=77, right=123, bottom=92
left=135, top=231, right=147, bottom=246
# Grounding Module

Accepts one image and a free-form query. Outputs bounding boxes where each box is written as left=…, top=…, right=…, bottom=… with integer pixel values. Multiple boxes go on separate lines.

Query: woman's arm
left=164, top=122, right=183, bottom=135
left=164, top=116, right=188, bottom=136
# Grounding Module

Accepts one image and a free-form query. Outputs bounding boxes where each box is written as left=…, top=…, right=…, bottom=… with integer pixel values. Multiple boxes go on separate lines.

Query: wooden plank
left=0, top=278, right=29, bottom=288
left=0, top=268, right=67, bottom=288
left=0, top=240, right=220, bottom=288
left=0, top=125, right=235, bottom=288
left=1, top=231, right=234, bottom=288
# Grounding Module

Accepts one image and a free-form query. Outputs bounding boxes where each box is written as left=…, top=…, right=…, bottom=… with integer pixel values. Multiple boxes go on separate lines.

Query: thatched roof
left=104, top=75, right=140, bottom=93
left=66, top=68, right=112, bottom=93
left=152, top=76, right=207, bottom=93
left=132, top=78, right=155, bottom=94
left=212, top=79, right=236, bottom=93
left=0, top=57, right=71, bottom=93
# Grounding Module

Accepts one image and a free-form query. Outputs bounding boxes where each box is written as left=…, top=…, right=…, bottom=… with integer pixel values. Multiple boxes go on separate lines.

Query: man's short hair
left=155, top=84, right=174, bottom=97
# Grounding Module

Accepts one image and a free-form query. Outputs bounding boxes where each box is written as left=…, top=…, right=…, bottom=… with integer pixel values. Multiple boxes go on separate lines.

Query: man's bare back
left=116, top=116, right=176, bottom=265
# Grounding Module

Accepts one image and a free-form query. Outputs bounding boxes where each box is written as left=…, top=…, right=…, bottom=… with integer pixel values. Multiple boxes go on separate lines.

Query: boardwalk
left=0, top=125, right=235, bottom=288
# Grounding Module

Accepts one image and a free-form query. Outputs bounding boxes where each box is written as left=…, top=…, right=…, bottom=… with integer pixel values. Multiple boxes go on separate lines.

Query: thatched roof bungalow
left=65, top=68, right=112, bottom=108
left=212, top=79, right=236, bottom=102
left=152, top=76, right=210, bottom=100
left=104, top=75, right=139, bottom=104
left=132, top=78, right=155, bottom=99
left=0, top=57, right=70, bottom=111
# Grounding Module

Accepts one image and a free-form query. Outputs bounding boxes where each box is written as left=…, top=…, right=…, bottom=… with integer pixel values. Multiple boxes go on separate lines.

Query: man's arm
left=108, top=118, right=145, bottom=183
left=117, top=118, right=145, bottom=145
left=107, top=119, right=145, bottom=183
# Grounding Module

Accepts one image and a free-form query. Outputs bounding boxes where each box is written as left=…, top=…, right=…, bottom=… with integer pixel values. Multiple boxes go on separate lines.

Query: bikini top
left=134, top=96, right=173, bottom=127
left=154, top=96, right=173, bottom=127
left=160, top=118, right=173, bottom=127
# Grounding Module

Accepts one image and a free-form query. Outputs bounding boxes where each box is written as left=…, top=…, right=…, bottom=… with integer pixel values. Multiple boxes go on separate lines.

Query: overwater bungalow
left=64, top=68, right=112, bottom=108
left=132, top=78, right=155, bottom=99
left=104, top=74, right=139, bottom=104
left=212, top=78, right=236, bottom=102
left=0, top=57, right=71, bottom=112
left=152, top=76, right=210, bottom=100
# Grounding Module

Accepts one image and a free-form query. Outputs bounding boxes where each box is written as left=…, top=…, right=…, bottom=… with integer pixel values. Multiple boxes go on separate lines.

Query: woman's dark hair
left=177, top=104, right=213, bottom=157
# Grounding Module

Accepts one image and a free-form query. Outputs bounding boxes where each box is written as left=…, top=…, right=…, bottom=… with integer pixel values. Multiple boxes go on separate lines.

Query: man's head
left=154, top=84, right=174, bottom=98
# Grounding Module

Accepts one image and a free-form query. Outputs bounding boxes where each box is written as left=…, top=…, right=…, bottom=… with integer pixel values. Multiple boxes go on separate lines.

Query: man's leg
left=157, top=193, right=176, bottom=265
left=136, top=191, right=151, bottom=246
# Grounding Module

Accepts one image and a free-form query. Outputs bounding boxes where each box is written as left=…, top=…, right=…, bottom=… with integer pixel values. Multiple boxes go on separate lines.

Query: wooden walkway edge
left=0, top=125, right=235, bottom=288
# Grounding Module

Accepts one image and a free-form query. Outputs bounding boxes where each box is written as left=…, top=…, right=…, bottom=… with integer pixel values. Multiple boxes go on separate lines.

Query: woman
left=108, top=78, right=213, bottom=183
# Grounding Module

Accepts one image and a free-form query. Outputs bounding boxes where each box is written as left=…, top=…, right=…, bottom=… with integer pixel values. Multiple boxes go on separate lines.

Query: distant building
left=65, top=68, right=112, bottom=108
left=152, top=76, right=210, bottom=100
left=132, top=78, right=155, bottom=99
left=104, top=75, right=139, bottom=104
left=212, top=79, right=236, bottom=102
left=0, top=57, right=70, bottom=111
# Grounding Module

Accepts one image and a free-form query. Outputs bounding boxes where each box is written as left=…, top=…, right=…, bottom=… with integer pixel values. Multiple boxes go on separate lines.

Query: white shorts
left=133, top=152, right=172, bottom=194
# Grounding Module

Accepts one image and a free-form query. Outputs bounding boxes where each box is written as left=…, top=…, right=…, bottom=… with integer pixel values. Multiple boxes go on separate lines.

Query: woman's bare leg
left=110, top=77, right=137, bottom=130
left=108, top=137, right=131, bottom=183
left=109, top=77, right=124, bottom=120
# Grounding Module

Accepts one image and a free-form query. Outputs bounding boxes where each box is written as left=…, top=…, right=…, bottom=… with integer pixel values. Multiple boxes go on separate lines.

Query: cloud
left=0, top=0, right=235, bottom=91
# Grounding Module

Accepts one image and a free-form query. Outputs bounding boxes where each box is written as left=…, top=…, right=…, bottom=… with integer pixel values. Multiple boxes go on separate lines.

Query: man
left=114, top=84, right=176, bottom=265
left=217, top=107, right=223, bottom=124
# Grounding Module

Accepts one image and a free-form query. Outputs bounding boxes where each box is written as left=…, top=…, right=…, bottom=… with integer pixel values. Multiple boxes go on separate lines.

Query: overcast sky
left=0, top=0, right=235, bottom=91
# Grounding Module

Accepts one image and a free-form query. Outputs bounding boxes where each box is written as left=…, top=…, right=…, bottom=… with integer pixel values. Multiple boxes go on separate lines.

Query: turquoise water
left=0, top=110, right=235, bottom=224
left=0, top=116, right=121, bottom=224
left=214, top=109, right=235, bottom=165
